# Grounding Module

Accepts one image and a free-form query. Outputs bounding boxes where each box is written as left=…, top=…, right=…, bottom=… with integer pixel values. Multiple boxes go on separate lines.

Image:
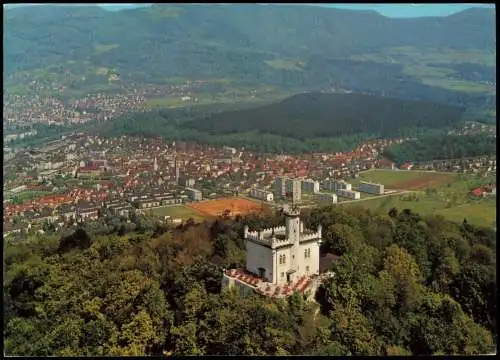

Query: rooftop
left=224, top=268, right=319, bottom=299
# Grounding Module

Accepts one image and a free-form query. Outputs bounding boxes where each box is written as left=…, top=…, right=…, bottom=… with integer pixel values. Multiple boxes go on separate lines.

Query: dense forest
left=90, top=96, right=452, bottom=155
left=182, top=93, right=464, bottom=139
left=91, top=105, right=375, bottom=154
left=384, top=134, right=497, bottom=165
left=4, top=205, right=496, bottom=355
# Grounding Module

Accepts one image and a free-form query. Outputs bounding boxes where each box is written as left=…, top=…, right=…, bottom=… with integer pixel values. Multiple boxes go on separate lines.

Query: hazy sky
left=4, top=3, right=495, bottom=17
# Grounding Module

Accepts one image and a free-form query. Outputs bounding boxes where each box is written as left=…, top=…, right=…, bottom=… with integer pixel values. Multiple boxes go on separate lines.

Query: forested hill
left=384, top=135, right=497, bottom=165
left=3, top=206, right=497, bottom=355
left=181, top=93, right=464, bottom=139
left=4, top=4, right=495, bottom=110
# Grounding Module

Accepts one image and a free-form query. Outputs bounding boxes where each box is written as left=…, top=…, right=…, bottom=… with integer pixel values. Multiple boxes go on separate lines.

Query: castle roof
left=224, top=268, right=316, bottom=299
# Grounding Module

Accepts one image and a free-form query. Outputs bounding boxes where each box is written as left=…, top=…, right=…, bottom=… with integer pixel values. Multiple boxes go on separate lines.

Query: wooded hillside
left=182, top=93, right=464, bottom=139
left=4, top=206, right=496, bottom=355
left=384, top=135, right=497, bottom=165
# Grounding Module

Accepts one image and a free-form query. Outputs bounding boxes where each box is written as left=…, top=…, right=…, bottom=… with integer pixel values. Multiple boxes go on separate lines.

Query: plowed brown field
left=186, top=197, right=266, bottom=217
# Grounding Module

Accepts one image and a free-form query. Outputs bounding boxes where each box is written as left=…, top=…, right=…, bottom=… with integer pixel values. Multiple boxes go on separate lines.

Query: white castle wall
left=246, top=240, right=275, bottom=281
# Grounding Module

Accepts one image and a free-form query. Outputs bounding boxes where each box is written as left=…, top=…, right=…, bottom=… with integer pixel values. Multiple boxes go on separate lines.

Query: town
left=3, top=80, right=214, bottom=127
left=3, top=131, right=496, bottom=239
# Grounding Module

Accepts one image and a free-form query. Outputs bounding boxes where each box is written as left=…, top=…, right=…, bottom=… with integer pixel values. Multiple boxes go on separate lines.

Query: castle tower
left=284, top=204, right=301, bottom=243
left=153, top=157, right=158, bottom=172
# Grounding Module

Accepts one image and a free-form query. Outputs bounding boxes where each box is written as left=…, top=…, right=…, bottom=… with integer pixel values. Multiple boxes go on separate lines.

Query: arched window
left=283, top=255, right=286, bottom=264
left=307, top=248, right=311, bottom=258
left=304, top=249, right=308, bottom=258
left=279, top=254, right=283, bottom=264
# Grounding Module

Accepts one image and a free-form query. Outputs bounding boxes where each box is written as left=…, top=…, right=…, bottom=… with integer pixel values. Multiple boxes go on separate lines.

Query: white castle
left=222, top=204, right=326, bottom=299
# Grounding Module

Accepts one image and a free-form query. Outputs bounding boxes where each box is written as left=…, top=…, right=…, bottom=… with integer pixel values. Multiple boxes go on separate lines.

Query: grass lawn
left=10, top=191, right=52, bottom=203
left=351, top=169, right=457, bottom=190
left=339, top=170, right=496, bottom=226
left=342, top=191, right=496, bottom=228
left=144, top=205, right=206, bottom=222
left=436, top=201, right=496, bottom=228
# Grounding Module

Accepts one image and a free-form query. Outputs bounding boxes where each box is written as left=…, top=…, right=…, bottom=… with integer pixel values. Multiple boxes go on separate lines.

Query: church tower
left=153, top=157, right=158, bottom=172
left=174, top=157, right=180, bottom=185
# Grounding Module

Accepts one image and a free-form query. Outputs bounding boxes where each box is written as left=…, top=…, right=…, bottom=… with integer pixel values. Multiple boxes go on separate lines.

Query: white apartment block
left=274, top=176, right=287, bottom=197
left=323, top=180, right=352, bottom=192
left=301, top=179, right=320, bottom=193
left=186, top=188, right=203, bottom=201
left=316, top=193, right=338, bottom=204
left=275, top=177, right=302, bottom=202
left=290, top=179, right=302, bottom=202
left=359, top=181, right=384, bottom=195
left=249, top=188, right=274, bottom=202
left=336, top=188, right=360, bottom=200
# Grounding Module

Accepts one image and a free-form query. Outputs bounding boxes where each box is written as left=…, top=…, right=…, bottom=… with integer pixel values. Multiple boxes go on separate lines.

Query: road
left=242, top=190, right=415, bottom=210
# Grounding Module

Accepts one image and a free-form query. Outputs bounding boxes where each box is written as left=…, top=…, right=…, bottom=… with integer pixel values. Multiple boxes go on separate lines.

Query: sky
left=4, top=3, right=495, bottom=18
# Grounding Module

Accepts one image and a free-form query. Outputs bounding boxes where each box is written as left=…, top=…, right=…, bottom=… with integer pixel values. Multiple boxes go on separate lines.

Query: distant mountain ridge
left=4, top=4, right=496, bottom=111
left=4, top=4, right=495, bottom=75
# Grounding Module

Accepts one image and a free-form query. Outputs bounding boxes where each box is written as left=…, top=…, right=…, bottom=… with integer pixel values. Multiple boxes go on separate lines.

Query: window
left=283, top=255, right=286, bottom=264
left=306, top=266, right=310, bottom=272
left=304, top=248, right=311, bottom=258
left=281, top=272, right=284, bottom=278
left=304, top=249, right=308, bottom=258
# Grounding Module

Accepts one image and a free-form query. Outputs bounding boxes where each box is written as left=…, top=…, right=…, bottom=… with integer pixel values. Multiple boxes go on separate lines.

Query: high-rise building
left=301, top=179, right=320, bottom=194
left=291, top=179, right=302, bottom=203
left=274, top=176, right=287, bottom=198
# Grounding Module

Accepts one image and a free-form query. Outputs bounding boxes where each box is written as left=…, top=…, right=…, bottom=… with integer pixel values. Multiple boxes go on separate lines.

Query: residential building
left=323, top=180, right=352, bottom=192
left=274, top=176, right=287, bottom=198
left=336, top=188, right=360, bottom=200
left=186, top=188, right=203, bottom=201
left=301, top=179, right=320, bottom=194
left=316, top=193, right=338, bottom=204
left=249, top=188, right=274, bottom=202
left=289, top=179, right=302, bottom=203
left=180, top=176, right=195, bottom=187
left=359, top=181, right=384, bottom=195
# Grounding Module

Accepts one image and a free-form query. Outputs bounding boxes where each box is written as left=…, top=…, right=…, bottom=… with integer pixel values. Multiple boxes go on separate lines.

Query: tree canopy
left=4, top=204, right=496, bottom=355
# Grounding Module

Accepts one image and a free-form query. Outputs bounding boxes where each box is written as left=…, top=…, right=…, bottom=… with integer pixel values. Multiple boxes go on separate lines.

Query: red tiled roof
left=471, top=188, right=484, bottom=197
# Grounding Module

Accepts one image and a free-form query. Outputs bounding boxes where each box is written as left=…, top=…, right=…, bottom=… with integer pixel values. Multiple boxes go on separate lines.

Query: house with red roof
left=400, top=162, right=413, bottom=170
